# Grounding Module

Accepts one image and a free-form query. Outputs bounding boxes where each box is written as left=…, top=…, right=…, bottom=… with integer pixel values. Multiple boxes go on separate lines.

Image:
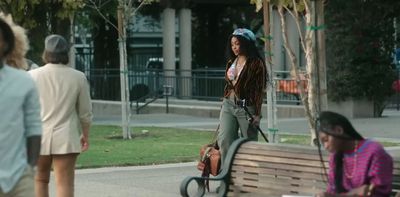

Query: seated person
left=316, top=111, right=393, bottom=197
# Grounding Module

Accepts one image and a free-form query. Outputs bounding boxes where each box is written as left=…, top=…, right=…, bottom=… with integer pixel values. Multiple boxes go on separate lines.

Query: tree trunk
left=263, top=0, right=278, bottom=142
left=316, top=0, right=328, bottom=111
left=278, top=1, right=318, bottom=145
left=118, top=2, right=131, bottom=139
left=306, top=1, right=318, bottom=144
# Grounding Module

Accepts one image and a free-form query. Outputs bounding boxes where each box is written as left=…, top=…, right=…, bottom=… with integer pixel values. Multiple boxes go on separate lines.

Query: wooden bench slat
left=233, top=158, right=328, bottom=174
left=237, top=148, right=328, bottom=161
left=228, top=179, right=323, bottom=195
left=231, top=171, right=327, bottom=188
left=241, top=142, right=327, bottom=155
left=231, top=164, right=328, bottom=176
left=234, top=153, right=325, bottom=167
left=231, top=167, right=328, bottom=182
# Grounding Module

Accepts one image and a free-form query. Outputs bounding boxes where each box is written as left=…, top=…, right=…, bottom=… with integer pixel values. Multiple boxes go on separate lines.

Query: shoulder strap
left=210, top=124, right=220, bottom=144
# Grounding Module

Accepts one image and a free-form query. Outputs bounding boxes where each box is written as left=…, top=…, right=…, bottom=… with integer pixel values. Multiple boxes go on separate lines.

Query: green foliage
left=250, top=0, right=307, bottom=12
left=0, top=0, right=40, bottom=28
left=326, top=0, right=399, bottom=116
left=0, top=0, right=85, bottom=62
left=57, top=0, right=85, bottom=19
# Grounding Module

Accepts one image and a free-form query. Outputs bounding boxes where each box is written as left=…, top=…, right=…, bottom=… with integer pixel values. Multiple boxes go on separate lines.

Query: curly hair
left=0, top=18, right=14, bottom=58
left=0, top=12, right=29, bottom=70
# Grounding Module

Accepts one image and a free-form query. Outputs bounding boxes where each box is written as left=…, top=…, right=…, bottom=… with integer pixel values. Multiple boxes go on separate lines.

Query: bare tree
left=251, top=0, right=327, bottom=145
left=88, top=0, right=157, bottom=139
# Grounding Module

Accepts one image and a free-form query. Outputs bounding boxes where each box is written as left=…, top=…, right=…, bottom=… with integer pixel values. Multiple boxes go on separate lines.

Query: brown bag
left=196, top=125, right=221, bottom=192
left=197, top=143, right=221, bottom=176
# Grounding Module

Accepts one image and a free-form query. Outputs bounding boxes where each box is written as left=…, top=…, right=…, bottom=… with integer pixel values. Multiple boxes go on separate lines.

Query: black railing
left=84, top=68, right=307, bottom=104
left=84, top=68, right=227, bottom=101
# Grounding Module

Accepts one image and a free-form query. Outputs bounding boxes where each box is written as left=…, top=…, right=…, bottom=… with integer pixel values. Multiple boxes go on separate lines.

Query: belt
left=235, top=99, right=248, bottom=107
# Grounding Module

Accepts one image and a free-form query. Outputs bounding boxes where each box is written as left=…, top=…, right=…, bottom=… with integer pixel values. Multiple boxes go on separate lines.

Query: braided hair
left=318, top=111, right=364, bottom=193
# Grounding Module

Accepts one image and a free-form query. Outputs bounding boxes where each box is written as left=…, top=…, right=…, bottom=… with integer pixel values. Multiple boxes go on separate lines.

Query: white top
left=29, top=63, right=92, bottom=155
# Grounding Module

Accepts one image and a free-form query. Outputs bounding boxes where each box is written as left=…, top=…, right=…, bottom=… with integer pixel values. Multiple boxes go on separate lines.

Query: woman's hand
left=252, top=115, right=261, bottom=126
left=346, top=185, right=372, bottom=196
left=80, top=135, right=89, bottom=152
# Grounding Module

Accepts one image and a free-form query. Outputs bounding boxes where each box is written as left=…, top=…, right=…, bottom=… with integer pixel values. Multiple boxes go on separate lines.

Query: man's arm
left=27, top=136, right=41, bottom=166
left=24, top=79, right=43, bottom=166
left=78, top=76, right=92, bottom=152
left=80, top=124, right=90, bottom=152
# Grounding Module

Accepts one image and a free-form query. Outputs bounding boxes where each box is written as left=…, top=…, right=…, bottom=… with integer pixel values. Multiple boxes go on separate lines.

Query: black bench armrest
left=180, top=138, right=249, bottom=197
left=179, top=174, right=226, bottom=197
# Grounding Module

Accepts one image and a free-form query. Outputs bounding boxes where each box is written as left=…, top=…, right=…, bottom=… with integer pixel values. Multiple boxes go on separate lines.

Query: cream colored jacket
left=29, top=63, right=92, bottom=155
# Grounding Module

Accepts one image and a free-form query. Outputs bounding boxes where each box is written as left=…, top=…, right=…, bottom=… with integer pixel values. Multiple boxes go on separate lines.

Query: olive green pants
left=217, top=98, right=258, bottom=169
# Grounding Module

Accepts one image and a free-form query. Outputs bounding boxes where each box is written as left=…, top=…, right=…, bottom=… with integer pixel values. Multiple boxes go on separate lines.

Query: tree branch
left=288, top=0, right=307, bottom=54
left=278, top=5, right=312, bottom=127
left=99, top=0, right=113, bottom=8
left=129, top=0, right=148, bottom=18
left=87, top=0, right=118, bottom=32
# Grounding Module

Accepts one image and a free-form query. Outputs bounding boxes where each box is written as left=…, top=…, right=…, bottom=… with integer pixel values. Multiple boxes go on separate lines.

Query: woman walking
left=29, top=34, right=92, bottom=197
left=217, top=28, right=267, bottom=168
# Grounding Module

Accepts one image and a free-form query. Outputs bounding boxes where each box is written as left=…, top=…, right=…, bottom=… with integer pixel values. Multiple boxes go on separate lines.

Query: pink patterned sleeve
left=327, top=154, right=336, bottom=194
left=368, top=148, right=393, bottom=197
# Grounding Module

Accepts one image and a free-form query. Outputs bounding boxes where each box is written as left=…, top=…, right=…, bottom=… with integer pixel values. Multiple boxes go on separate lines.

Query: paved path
left=50, top=163, right=217, bottom=197
left=49, top=109, right=400, bottom=196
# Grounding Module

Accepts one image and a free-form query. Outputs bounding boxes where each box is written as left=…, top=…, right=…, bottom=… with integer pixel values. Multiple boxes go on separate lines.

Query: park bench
left=180, top=138, right=400, bottom=197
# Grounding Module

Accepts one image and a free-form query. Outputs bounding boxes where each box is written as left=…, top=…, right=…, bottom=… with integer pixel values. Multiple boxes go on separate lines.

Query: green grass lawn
left=76, top=126, right=214, bottom=168
left=77, top=125, right=400, bottom=168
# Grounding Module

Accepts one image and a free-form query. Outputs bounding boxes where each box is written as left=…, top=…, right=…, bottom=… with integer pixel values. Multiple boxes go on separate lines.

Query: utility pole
left=117, top=1, right=131, bottom=139
left=263, top=0, right=278, bottom=142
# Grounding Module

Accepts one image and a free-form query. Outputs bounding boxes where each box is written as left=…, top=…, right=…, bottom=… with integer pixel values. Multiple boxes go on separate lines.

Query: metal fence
left=84, top=68, right=227, bottom=101
left=83, top=68, right=400, bottom=109
left=75, top=48, right=304, bottom=104
left=84, top=68, right=304, bottom=104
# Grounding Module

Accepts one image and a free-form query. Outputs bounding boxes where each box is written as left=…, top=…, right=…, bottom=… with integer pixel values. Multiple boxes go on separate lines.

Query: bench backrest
left=228, top=141, right=400, bottom=197
left=393, top=159, right=400, bottom=196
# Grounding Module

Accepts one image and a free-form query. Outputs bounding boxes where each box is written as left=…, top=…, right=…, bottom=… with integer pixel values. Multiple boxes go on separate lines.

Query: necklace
left=344, top=140, right=359, bottom=179
left=236, top=58, right=246, bottom=72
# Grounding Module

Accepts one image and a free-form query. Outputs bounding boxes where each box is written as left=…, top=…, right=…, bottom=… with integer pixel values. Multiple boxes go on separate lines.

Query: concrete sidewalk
left=50, top=163, right=217, bottom=197
left=52, top=109, right=400, bottom=197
